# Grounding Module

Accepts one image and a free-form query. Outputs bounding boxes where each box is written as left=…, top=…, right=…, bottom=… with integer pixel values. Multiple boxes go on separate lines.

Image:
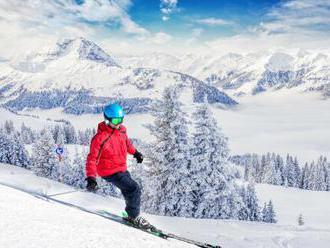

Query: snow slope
left=0, top=186, right=191, bottom=248
left=1, top=163, right=330, bottom=248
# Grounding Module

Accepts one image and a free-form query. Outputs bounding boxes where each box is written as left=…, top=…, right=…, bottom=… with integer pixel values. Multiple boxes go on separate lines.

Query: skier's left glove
left=133, top=150, right=144, bottom=163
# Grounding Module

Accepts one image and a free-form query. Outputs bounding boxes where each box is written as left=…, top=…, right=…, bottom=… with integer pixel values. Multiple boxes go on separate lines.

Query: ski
left=0, top=182, right=221, bottom=248
left=165, top=233, right=221, bottom=248
left=100, top=210, right=221, bottom=248
left=97, top=210, right=168, bottom=239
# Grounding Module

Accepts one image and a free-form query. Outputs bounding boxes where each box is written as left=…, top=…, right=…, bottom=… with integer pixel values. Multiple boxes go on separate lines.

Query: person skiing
left=85, top=103, right=149, bottom=228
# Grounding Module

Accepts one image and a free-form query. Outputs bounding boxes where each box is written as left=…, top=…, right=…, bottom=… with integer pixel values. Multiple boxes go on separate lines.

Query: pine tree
left=63, top=123, right=77, bottom=144
left=264, top=155, right=279, bottom=185
left=315, top=156, right=327, bottom=191
left=298, top=213, right=305, bottom=226
left=292, top=157, right=301, bottom=187
left=258, top=155, right=267, bottom=183
left=69, top=148, right=88, bottom=189
left=262, top=200, right=277, bottom=223
left=4, top=120, right=14, bottom=134
left=244, top=183, right=261, bottom=221
left=286, top=155, right=300, bottom=187
left=0, top=128, right=30, bottom=168
left=261, top=202, right=268, bottom=222
left=0, top=128, right=10, bottom=164
left=326, top=164, right=330, bottom=191
left=190, top=102, right=239, bottom=219
left=56, top=126, right=66, bottom=146
left=31, top=129, right=58, bottom=178
left=275, top=154, right=285, bottom=185
left=300, top=163, right=310, bottom=189
left=142, top=86, right=193, bottom=217
left=20, top=123, right=34, bottom=144
left=12, top=132, right=30, bottom=168
left=308, top=162, right=316, bottom=190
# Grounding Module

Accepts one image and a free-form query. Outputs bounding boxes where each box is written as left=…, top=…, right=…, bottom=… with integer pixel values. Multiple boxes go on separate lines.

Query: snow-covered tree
left=326, top=163, right=330, bottom=191
left=285, top=155, right=301, bottom=188
left=0, top=128, right=29, bottom=168
left=20, top=123, right=34, bottom=144
left=68, top=148, right=88, bottom=189
left=298, top=214, right=305, bottom=226
left=0, top=128, right=10, bottom=164
left=56, top=126, right=66, bottom=146
left=190, top=102, right=239, bottom=219
left=264, top=154, right=281, bottom=185
left=275, top=154, right=285, bottom=185
left=142, top=86, right=193, bottom=217
left=4, top=120, right=14, bottom=134
left=262, top=200, right=277, bottom=223
left=239, top=183, right=261, bottom=221
left=63, top=123, right=77, bottom=144
left=31, top=128, right=58, bottom=178
left=300, top=163, right=310, bottom=189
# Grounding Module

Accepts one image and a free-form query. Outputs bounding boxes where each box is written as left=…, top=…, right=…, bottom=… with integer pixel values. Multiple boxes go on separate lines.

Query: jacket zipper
left=96, top=129, right=115, bottom=165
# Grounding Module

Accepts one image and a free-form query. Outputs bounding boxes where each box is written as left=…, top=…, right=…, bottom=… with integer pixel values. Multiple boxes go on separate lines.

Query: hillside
left=1, top=163, right=330, bottom=248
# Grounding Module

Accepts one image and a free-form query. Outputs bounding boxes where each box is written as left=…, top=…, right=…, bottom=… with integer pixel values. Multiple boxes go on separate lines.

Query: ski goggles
left=105, top=117, right=124, bottom=126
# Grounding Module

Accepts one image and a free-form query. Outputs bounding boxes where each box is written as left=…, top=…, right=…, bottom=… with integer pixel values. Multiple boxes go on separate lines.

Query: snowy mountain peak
left=10, top=37, right=120, bottom=73
left=265, top=53, right=294, bottom=72
left=51, top=37, right=119, bottom=67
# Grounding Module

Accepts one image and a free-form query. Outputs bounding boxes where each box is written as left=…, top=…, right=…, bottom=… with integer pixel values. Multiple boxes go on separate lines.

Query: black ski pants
left=102, top=171, right=141, bottom=218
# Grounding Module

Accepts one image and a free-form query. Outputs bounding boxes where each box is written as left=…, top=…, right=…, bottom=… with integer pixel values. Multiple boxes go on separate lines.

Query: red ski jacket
left=86, top=122, right=136, bottom=178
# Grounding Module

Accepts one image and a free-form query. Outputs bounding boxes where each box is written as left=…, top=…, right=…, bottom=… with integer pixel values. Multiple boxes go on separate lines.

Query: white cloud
left=206, top=0, right=330, bottom=53
left=0, top=0, right=147, bottom=35
left=0, top=0, right=150, bottom=58
left=261, top=0, right=330, bottom=34
left=162, top=16, right=170, bottom=21
left=195, top=18, right=233, bottom=26
left=120, top=16, right=149, bottom=34
left=151, top=32, right=173, bottom=44
left=185, top=28, right=204, bottom=45
left=160, top=0, right=178, bottom=21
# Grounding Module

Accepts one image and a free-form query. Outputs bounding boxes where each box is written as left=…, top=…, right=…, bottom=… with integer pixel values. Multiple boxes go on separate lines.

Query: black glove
left=86, top=177, right=98, bottom=192
left=133, top=150, right=144, bottom=163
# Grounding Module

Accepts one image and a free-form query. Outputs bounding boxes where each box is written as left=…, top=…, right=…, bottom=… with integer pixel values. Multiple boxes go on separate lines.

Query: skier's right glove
left=86, top=177, right=98, bottom=192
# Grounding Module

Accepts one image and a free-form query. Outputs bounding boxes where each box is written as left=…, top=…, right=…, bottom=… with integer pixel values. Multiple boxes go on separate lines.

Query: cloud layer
left=0, top=0, right=329, bottom=58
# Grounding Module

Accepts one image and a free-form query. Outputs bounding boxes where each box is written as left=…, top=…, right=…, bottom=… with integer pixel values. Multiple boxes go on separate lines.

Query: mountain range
left=0, top=37, right=329, bottom=115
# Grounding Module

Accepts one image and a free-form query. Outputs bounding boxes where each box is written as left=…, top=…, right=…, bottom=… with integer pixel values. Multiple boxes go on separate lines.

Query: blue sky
left=128, top=0, right=279, bottom=38
left=0, top=0, right=330, bottom=56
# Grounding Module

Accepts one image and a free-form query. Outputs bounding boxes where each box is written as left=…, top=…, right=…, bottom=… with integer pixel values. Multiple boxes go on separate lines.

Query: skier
left=85, top=103, right=149, bottom=228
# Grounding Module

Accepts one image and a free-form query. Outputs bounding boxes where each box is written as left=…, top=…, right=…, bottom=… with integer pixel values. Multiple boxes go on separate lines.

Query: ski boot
left=124, top=216, right=151, bottom=229
left=122, top=212, right=152, bottom=229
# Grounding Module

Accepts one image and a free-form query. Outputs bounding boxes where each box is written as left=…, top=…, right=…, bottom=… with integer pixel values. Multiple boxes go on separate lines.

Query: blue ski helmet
left=103, top=103, right=124, bottom=119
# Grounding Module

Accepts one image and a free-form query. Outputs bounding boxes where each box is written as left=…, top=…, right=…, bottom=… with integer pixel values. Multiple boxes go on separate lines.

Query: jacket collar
left=97, top=121, right=126, bottom=134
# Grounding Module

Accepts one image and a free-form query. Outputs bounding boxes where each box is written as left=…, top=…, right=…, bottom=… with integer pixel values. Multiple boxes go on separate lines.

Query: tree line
left=231, top=153, right=330, bottom=191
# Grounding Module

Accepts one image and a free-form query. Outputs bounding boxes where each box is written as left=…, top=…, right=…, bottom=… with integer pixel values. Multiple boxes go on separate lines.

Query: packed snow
left=1, top=163, right=330, bottom=248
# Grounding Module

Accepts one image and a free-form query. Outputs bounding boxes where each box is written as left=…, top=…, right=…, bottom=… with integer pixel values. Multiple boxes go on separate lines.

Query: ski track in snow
left=1, top=163, right=330, bottom=248
left=0, top=181, right=193, bottom=248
